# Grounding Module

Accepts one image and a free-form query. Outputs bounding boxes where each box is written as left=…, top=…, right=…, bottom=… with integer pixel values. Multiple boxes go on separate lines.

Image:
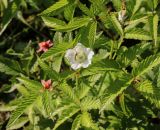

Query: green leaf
left=71, top=114, right=81, bottom=130
left=27, top=0, right=39, bottom=10
left=157, top=67, right=160, bottom=88
left=109, top=14, right=123, bottom=35
left=153, top=0, right=159, bottom=9
left=81, top=59, right=120, bottom=76
left=7, top=117, right=29, bottom=130
left=64, top=3, right=75, bottom=21
left=100, top=73, right=133, bottom=112
left=124, top=15, right=148, bottom=32
left=75, top=82, right=90, bottom=100
left=50, top=104, right=74, bottom=118
left=88, top=21, right=97, bottom=48
left=52, top=54, right=63, bottom=73
left=42, top=16, right=66, bottom=28
left=53, top=105, right=80, bottom=130
left=131, top=0, right=142, bottom=16
left=0, top=0, right=19, bottom=35
left=17, top=77, right=42, bottom=92
left=117, top=43, right=150, bottom=67
left=40, top=42, right=71, bottom=59
left=0, top=57, right=21, bottom=75
left=78, top=1, right=94, bottom=17
left=112, top=0, right=121, bottom=11
left=0, top=105, right=16, bottom=112
left=53, top=17, right=91, bottom=32
left=41, top=34, right=80, bottom=59
left=119, top=93, right=130, bottom=117
left=7, top=93, right=39, bottom=127
left=38, top=58, right=60, bottom=81
left=146, top=0, right=159, bottom=9
left=16, top=84, right=29, bottom=96
left=59, top=81, right=78, bottom=102
left=132, top=54, right=160, bottom=77
left=89, top=0, right=104, bottom=13
left=80, top=96, right=100, bottom=111
left=152, top=14, right=159, bottom=46
left=40, top=0, right=69, bottom=15
left=81, top=112, right=99, bottom=130
left=42, top=91, right=53, bottom=117
left=148, top=14, right=159, bottom=46
left=136, top=80, right=160, bottom=108
left=125, top=28, right=152, bottom=40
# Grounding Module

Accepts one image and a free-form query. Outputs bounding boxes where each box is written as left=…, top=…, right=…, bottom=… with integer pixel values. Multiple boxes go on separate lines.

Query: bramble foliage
left=0, top=0, right=160, bottom=130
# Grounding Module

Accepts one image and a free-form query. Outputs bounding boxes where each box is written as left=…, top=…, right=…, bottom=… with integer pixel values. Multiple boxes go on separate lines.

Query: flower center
left=75, top=51, right=87, bottom=63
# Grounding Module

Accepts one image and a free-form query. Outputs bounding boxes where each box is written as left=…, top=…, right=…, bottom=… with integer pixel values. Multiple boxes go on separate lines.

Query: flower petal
left=65, top=49, right=76, bottom=64
left=47, top=79, right=52, bottom=85
left=82, top=60, right=91, bottom=68
left=87, top=50, right=94, bottom=60
left=71, top=63, right=82, bottom=70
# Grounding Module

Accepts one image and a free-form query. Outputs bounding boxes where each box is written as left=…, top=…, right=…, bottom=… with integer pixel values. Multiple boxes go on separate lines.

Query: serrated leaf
left=41, top=34, right=80, bottom=59
left=112, top=0, right=121, bottom=11
left=7, top=93, right=38, bottom=127
left=16, top=84, right=29, bottom=96
left=42, top=91, right=53, bottom=117
left=124, top=15, right=148, bottom=32
left=42, top=16, right=66, bottom=28
left=82, top=59, right=120, bottom=76
left=64, top=3, right=75, bottom=21
left=132, top=54, right=160, bottom=77
left=153, top=15, right=159, bottom=46
left=81, top=112, right=99, bottom=130
left=78, top=1, right=94, bottom=17
left=157, top=67, right=160, bottom=88
left=117, top=43, right=151, bottom=67
left=0, top=61, right=20, bottom=75
left=75, top=82, right=90, bottom=100
left=50, top=104, right=74, bottom=118
left=136, top=80, right=160, bottom=108
left=60, top=81, right=78, bottom=102
left=52, top=54, right=63, bottom=73
left=119, top=93, right=131, bottom=117
left=109, top=14, right=123, bottom=35
left=153, top=0, right=159, bottom=9
left=38, top=58, right=60, bottom=81
left=17, top=77, right=42, bottom=92
left=53, top=105, right=80, bottom=130
left=27, top=0, right=39, bottom=10
left=40, top=0, right=69, bottom=15
left=0, top=105, right=16, bottom=112
left=125, top=28, right=152, bottom=40
left=40, top=42, right=71, bottom=59
left=88, top=21, right=97, bottom=48
left=100, top=74, right=133, bottom=112
left=132, top=0, right=142, bottom=16
left=53, top=17, right=90, bottom=31
left=81, top=96, right=100, bottom=111
left=71, top=114, right=81, bottom=130
left=149, top=14, right=159, bottom=46
left=0, top=0, right=19, bottom=35
left=7, top=117, right=29, bottom=130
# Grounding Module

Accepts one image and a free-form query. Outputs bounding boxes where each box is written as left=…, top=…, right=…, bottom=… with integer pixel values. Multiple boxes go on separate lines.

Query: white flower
left=118, top=10, right=126, bottom=22
left=65, top=43, right=94, bottom=70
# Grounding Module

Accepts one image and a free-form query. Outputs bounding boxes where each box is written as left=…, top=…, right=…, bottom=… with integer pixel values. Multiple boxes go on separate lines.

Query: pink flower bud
left=37, top=40, right=53, bottom=53
left=41, top=79, right=52, bottom=89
